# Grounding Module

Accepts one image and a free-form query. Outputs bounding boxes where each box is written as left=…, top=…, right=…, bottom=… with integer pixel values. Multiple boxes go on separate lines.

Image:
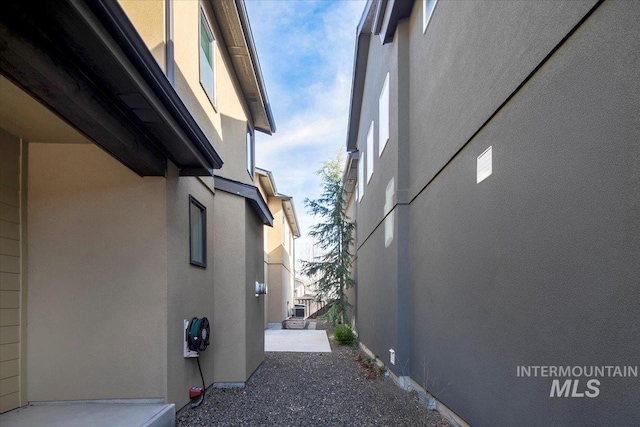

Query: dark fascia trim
left=235, top=0, right=276, bottom=134
left=214, top=175, right=274, bottom=226
left=87, top=0, right=224, bottom=170
left=372, top=0, right=388, bottom=36
left=379, top=0, right=414, bottom=45
left=346, top=0, right=377, bottom=152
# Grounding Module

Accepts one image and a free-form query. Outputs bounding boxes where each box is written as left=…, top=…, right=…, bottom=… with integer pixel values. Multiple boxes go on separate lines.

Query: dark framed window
left=189, top=196, right=207, bottom=267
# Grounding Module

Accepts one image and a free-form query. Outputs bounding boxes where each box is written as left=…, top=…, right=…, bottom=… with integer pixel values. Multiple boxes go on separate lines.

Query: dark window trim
left=189, top=195, right=207, bottom=268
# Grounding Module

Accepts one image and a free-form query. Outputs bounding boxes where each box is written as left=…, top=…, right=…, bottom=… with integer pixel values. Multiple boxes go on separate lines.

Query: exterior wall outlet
left=389, top=349, right=395, bottom=365
left=255, top=281, right=267, bottom=296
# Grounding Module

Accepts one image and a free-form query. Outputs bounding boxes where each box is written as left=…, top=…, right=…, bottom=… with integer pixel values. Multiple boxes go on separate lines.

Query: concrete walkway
left=0, top=401, right=175, bottom=427
left=264, top=329, right=331, bottom=352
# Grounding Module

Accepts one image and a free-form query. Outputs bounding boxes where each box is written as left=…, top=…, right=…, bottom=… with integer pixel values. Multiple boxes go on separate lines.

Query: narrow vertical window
left=199, top=11, right=216, bottom=105
left=379, top=73, right=390, bottom=155
left=423, top=0, right=438, bottom=33
left=246, top=127, right=254, bottom=179
left=189, top=196, right=207, bottom=267
left=366, top=121, right=374, bottom=183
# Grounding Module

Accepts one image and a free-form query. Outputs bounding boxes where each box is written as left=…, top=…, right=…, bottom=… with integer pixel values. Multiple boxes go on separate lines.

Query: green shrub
left=334, top=325, right=356, bottom=346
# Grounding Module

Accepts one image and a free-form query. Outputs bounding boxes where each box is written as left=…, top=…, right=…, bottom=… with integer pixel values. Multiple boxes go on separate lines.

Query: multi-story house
left=345, top=0, right=639, bottom=425
left=0, top=0, right=276, bottom=422
left=255, top=168, right=300, bottom=327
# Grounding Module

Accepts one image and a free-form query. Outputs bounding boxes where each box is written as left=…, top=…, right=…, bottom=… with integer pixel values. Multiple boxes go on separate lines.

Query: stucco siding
left=355, top=32, right=396, bottom=244
left=212, top=191, right=247, bottom=383
left=244, top=205, right=265, bottom=377
left=356, top=220, right=398, bottom=367
left=118, top=0, right=166, bottom=70
left=27, top=143, right=168, bottom=401
left=172, top=1, right=253, bottom=185
left=166, top=163, right=216, bottom=409
left=407, top=0, right=599, bottom=201
left=407, top=1, right=640, bottom=424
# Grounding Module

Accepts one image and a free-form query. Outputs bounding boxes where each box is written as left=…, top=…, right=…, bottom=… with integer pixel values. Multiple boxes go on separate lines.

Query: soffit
left=0, top=0, right=224, bottom=176
left=209, top=0, right=275, bottom=134
left=0, top=76, right=89, bottom=144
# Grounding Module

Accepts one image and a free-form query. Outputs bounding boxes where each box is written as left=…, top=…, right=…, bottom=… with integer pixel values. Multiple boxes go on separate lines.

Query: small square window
left=423, top=0, right=438, bottom=33
left=189, top=196, right=207, bottom=267
left=200, top=11, right=216, bottom=105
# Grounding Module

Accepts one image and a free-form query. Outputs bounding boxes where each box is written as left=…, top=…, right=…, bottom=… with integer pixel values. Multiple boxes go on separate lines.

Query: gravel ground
left=177, top=324, right=452, bottom=427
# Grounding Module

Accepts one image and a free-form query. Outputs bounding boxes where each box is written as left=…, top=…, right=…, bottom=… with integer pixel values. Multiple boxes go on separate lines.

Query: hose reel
left=187, top=317, right=210, bottom=353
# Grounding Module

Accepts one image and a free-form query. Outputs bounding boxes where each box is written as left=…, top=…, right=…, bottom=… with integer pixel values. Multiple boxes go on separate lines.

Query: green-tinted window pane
left=200, top=14, right=215, bottom=101
left=190, top=197, right=206, bottom=267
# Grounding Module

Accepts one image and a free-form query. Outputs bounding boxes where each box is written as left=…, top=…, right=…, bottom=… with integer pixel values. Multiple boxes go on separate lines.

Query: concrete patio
left=0, top=400, right=175, bottom=427
left=264, top=329, right=331, bottom=353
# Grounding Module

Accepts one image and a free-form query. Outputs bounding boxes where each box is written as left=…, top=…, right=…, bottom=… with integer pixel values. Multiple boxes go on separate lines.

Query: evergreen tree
left=301, top=153, right=355, bottom=325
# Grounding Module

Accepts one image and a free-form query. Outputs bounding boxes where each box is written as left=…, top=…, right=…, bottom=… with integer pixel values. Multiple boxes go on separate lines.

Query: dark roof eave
left=214, top=176, right=274, bottom=226
left=379, top=0, right=414, bottom=45
left=88, top=0, right=224, bottom=170
left=235, top=0, right=276, bottom=134
left=346, top=0, right=377, bottom=152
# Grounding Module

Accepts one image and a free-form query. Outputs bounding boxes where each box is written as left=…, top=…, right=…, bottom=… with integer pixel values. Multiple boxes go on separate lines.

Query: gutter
left=345, top=0, right=377, bottom=152
left=87, top=0, right=224, bottom=171
left=235, top=0, right=276, bottom=134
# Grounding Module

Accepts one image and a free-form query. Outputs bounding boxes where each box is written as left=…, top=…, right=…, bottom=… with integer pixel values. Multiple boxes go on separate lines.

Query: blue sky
left=245, top=0, right=366, bottom=262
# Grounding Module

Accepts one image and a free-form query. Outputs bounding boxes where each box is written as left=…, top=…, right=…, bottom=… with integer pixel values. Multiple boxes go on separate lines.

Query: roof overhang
left=214, top=175, right=274, bottom=226
left=255, top=167, right=278, bottom=197
left=282, top=198, right=301, bottom=238
left=209, top=0, right=276, bottom=134
left=342, top=151, right=360, bottom=203
left=255, top=167, right=300, bottom=237
left=378, top=0, right=414, bottom=44
left=0, top=0, right=223, bottom=176
left=346, top=0, right=378, bottom=152
left=346, top=0, right=415, bottom=152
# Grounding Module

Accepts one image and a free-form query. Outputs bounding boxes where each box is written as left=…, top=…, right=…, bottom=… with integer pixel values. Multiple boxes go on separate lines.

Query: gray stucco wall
left=245, top=203, right=265, bottom=378
left=166, top=163, right=216, bottom=409
left=212, top=191, right=248, bottom=383
left=407, top=0, right=599, bottom=200
left=408, top=1, right=640, bottom=424
left=354, top=0, right=640, bottom=425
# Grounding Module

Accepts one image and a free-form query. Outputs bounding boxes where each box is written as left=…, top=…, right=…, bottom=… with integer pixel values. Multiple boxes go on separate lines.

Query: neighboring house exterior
left=292, top=276, right=321, bottom=319
left=345, top=0, right=639, bottom=426
left=256, top=168, right=300, bottom=326
left=0, top=0, right=275, bottom=416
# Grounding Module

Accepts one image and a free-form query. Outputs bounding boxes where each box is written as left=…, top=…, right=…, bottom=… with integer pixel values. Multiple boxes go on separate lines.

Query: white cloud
left=247, top=0, right=366, bottom=265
